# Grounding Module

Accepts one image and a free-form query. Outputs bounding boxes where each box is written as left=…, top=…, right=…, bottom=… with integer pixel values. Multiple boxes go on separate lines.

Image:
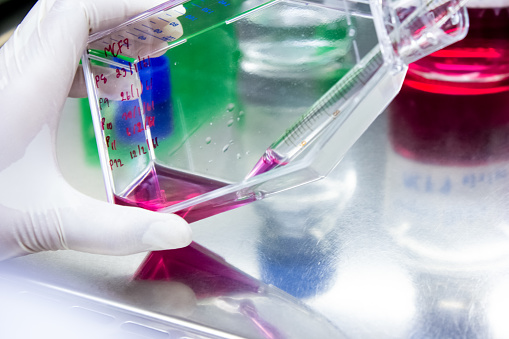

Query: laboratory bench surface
left=2, top=87, right=509, bottom=339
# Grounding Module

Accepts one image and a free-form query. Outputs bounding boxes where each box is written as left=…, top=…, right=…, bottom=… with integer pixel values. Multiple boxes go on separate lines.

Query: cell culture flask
left=82, top=0, right=469, bottom=222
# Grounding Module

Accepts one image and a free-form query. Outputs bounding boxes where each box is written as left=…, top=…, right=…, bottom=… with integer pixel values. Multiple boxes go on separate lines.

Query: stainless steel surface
left=2, top=90, right=509, bottom=338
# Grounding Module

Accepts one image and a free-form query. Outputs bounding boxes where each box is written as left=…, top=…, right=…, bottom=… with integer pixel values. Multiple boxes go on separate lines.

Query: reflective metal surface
left=2, top=83, right=509, bottom=337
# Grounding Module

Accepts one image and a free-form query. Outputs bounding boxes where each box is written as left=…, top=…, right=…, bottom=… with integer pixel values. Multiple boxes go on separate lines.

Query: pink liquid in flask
left=114, top=164, right=258, bottom=223
left=115, top=139, right=289, bottom=223
left=404, top=6, right=509, bottom=96
left=390, top=6, right=509, bottom=164
left=246, top=148, right=288, bottom=179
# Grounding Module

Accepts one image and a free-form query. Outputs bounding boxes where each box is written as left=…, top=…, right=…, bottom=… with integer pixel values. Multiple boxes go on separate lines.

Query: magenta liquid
left=115, top=147, right=287, bottom=223
left=403, top=7, right=509, bottom=96
left=114, top=164, right=257, bottom=223
left=134, top=243, right=283, bottom=338
left=134, top=242, right=260, bottom=297
left=247, top=148, right=288, bottom=179
left=390, top=7, right=509, bottom=164
left=123, top=164, right=284, bottom=337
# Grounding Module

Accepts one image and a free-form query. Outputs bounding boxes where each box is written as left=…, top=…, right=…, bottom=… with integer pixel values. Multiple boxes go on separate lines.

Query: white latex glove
left=0, top=0, right=192, bottom=261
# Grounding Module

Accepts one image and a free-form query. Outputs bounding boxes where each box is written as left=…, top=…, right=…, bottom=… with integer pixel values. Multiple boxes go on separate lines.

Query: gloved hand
left=0, top=0, right=192, bottom=261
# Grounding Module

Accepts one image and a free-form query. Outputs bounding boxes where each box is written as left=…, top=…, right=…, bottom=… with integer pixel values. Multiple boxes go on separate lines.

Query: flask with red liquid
left=390, top=1, right=509, bottom=164
left=386, top=0, right=509, bottom=266
left=385, top=4, right=509, bottom=336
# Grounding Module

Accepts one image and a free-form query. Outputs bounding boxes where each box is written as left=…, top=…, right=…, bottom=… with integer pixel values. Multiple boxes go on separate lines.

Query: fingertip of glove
left=143, top=214, right=192, bottom=251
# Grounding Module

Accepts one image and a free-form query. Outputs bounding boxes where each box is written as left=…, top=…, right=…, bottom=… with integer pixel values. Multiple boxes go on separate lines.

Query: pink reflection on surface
left=133, top=242, right=260, bottom=298
left=134, top=243, right=285, bottom=338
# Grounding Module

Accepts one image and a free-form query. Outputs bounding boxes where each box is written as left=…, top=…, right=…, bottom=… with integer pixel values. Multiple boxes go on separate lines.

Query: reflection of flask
left=133, top=242, right=346, bottom=338
left=384, top=87, right=509, bottom=339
